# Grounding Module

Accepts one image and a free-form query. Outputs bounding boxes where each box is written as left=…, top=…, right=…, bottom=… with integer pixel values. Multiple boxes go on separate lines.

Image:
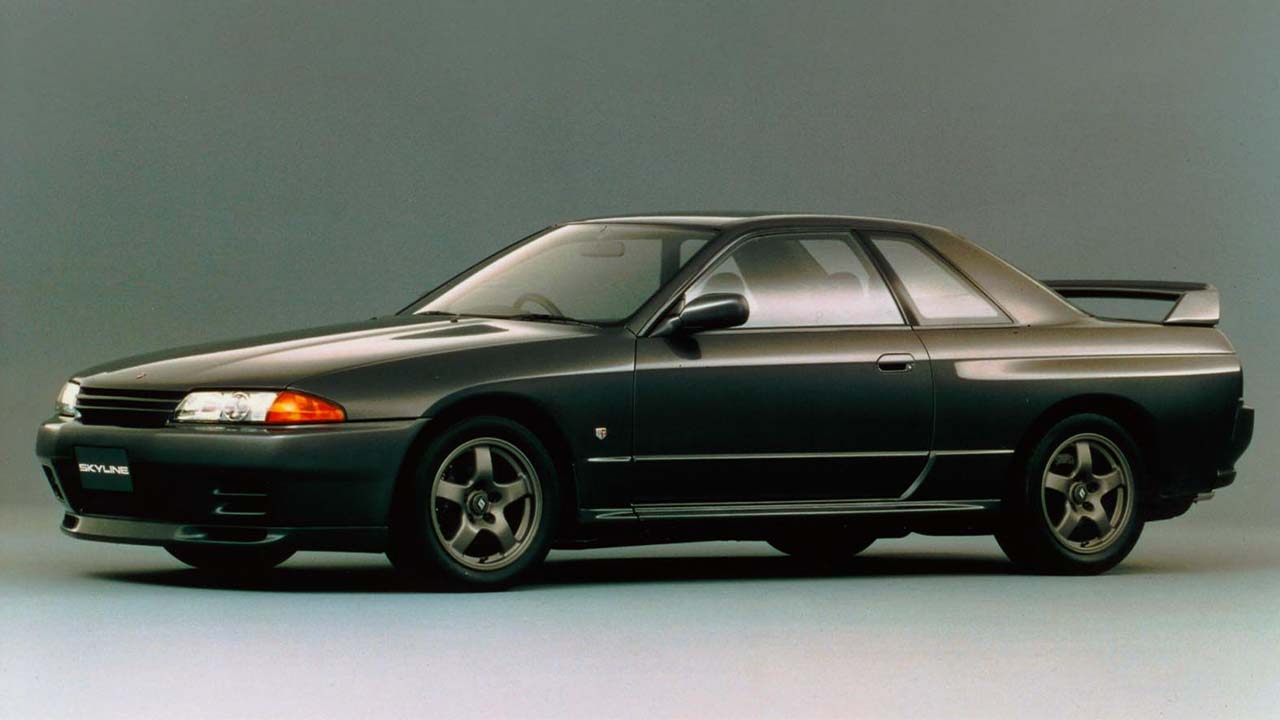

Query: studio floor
left=2, top=504, right=1277, bottom=719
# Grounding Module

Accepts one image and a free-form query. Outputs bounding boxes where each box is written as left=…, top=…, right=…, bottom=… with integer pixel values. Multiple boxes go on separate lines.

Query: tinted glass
left=416, top=224, right=716, bottom=324
left=686, top=232, right=903, bottom=328
left=870, top=233, right=1006, bottom=324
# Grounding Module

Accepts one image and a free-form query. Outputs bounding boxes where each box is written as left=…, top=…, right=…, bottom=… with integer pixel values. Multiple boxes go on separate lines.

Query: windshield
left=411, top=223, right=717, bottom=324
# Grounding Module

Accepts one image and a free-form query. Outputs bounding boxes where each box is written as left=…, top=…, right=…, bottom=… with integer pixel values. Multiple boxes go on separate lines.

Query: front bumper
left=59, top=512, right=388, bottom=551
left=36, top=416, right=427, bottom=549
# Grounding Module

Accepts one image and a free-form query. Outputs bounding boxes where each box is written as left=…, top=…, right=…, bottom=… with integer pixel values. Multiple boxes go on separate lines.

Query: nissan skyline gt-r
left=35, top=213, right=1254, bottom=588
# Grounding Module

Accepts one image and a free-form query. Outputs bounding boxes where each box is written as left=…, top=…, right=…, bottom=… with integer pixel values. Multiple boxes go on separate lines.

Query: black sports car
left=36, top=214, right=1254, bottom=588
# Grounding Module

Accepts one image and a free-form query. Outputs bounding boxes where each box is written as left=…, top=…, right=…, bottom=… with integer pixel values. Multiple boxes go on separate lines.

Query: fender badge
left=135, top=372, right=147, bottom=379
left=594, top=427, right=608, bottom=440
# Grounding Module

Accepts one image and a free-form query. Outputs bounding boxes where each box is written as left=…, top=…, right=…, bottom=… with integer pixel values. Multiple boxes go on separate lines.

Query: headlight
left=175, top=391, right=278, bottom=423
left=55, top=381, right=81, bottom=417
left=174, top=390, right=345, bottom=425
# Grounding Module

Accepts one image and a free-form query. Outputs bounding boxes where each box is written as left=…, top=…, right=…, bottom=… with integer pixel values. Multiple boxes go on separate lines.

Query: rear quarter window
left=870, top=234, right=1007, bottom=325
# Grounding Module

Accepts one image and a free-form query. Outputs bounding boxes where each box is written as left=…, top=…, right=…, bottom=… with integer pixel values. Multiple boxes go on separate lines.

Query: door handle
left=877, top=353, right=915, bottom=373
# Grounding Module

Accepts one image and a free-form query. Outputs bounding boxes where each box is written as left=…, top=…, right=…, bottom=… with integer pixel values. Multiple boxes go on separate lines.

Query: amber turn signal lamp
left=265, top=391, right=346, bottom=424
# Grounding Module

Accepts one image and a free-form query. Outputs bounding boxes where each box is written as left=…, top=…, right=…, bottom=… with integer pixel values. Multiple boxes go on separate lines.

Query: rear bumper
left=1226, top=402, right=1254, bottom=470
left=35, top=416, right=427, bottom=545
left=1139, top=400, right=1250, bottom=523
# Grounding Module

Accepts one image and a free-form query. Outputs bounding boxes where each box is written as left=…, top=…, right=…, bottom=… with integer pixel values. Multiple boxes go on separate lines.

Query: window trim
left=641, top=227, right=908, bottom=335
left=860, top=231, right=1014, bottom=328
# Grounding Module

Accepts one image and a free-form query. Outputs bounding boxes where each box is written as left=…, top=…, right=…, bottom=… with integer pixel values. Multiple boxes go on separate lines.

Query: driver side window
left=685, top=232, right=903, bottom=328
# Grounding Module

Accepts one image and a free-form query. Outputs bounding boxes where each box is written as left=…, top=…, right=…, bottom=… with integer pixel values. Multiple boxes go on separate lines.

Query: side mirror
left=653, top=293, right=749, bottom=336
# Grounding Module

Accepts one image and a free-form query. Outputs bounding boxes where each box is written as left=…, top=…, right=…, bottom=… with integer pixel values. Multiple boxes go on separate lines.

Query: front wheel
left=996, top=414, right=1144, bottom=575
left=388, top=416, right=559, bottom=589
left=165, top=544, right=295, bottom=572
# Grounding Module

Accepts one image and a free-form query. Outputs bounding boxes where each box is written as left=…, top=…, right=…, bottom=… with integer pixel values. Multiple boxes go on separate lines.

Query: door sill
left=630, top=498, right=1000, bottom=520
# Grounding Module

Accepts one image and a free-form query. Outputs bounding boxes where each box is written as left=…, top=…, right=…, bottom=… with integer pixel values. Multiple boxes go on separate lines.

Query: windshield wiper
left=501, top=313, right=601, bottom=328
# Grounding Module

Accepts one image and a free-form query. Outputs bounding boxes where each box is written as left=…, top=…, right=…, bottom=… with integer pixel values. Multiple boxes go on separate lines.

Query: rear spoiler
left=1043, top=280, right=1219, bottom=327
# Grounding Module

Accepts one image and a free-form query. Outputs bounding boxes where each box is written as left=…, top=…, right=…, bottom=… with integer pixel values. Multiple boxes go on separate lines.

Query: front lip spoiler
left=60, top=513, right=387, bottom=552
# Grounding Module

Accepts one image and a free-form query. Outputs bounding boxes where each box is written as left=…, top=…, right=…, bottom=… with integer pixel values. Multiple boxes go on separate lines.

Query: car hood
left=73, top=315, right=601, bottom=391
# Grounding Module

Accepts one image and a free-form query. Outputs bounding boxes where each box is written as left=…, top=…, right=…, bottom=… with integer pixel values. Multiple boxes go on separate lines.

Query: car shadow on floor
left=538, top=551, right=1020, bottom=588
left=83, top=549, right=1129, bottom=593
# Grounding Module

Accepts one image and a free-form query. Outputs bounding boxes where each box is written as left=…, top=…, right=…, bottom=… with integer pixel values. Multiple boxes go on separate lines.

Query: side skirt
left=632, top=498, right=1000, bottom=520
left=565, top=499, right=1002, bottom=548
left=578, top=498, right=1000, bottom=523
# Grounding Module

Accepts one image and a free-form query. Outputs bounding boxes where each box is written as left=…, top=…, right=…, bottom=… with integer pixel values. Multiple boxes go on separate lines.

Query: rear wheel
left=996, top=414, right=1144, bottom=575
left=768, top=527, right=876, bottom=563
left=165, top=544, right=295, bottom=572
left=388, top=416, right=559, bottom=589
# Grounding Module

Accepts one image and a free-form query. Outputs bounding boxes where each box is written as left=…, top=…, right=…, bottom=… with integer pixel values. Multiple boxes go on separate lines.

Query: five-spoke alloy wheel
left=997, top=414, right=1144, bottom=575
left=430, top=438, right=543, bottom=571
left=389, top=416, right=559, bottom=589
left=1041, top=433, right=1133, bottom=554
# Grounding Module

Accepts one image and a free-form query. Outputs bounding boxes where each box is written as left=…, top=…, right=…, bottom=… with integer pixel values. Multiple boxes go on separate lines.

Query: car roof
left=572, top=212, right=952, bottom=234
left=577, top=211, right=1088, bottom=328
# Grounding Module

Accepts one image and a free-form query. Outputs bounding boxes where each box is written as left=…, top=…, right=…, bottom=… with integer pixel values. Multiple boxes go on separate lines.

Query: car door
left=630, top=229, right=933, bottom=505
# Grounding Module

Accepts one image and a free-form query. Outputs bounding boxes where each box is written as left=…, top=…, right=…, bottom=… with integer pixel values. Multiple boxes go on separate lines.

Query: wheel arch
left=390, top=391, right=580, bottom=535
left=1009, top=393, right=1160, bottom=505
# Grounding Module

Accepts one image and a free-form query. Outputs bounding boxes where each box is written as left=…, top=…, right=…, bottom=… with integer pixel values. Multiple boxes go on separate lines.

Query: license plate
left=75, top=447, right=133, bottom=492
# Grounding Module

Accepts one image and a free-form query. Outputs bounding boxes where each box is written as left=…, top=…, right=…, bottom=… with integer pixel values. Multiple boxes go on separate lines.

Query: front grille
left=76, top=387, right=186, bottom=428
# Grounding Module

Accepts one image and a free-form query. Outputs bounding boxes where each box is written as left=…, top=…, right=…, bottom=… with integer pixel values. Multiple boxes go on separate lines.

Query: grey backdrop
left=3, top=1, right=1276, bottom=522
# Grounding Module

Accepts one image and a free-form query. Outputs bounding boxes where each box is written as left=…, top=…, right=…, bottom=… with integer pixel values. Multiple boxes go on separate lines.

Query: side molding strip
left=585, top=448, right=1013, bottom=464
left=634, top=450, right=930, bottom=462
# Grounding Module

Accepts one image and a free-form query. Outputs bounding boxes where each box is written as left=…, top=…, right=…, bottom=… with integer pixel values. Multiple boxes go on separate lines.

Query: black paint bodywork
left=35, top=214, right=1254, bottom=552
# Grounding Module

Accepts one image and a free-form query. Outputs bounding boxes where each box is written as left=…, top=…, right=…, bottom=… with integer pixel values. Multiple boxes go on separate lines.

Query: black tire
left=388, top=416, right=560, bottom=590
left=165, top=544, right=295, bottom=572
left=767, top=527, right=876, bottom=563
left=996, top=413, right=1145, bottom=575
